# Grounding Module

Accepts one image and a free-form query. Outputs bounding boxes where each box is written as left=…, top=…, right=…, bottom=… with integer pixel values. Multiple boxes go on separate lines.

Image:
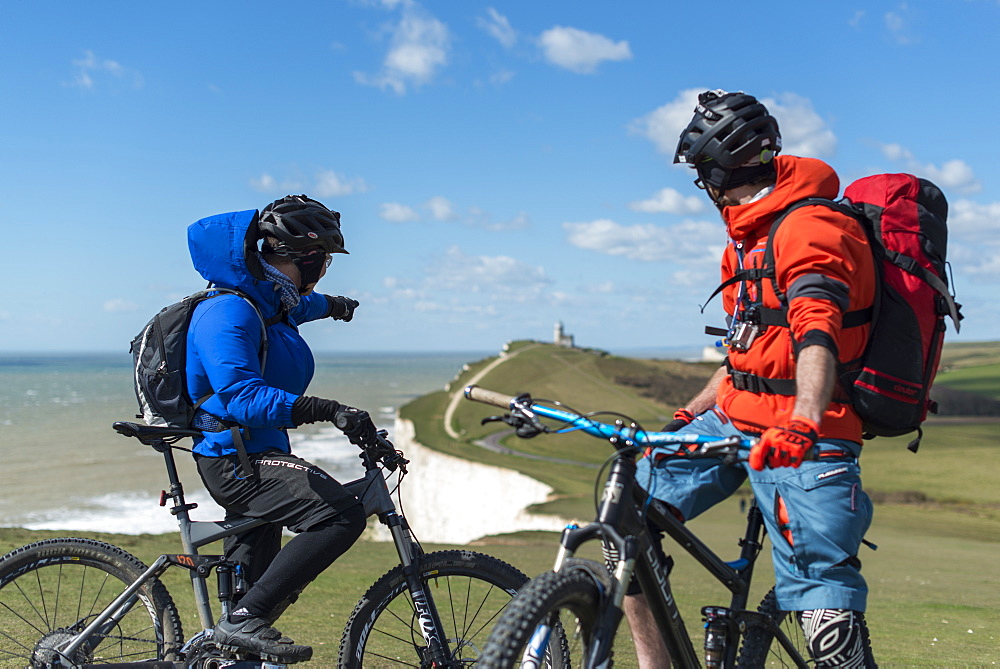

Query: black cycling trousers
left=196, top=451, right=367, bottom=621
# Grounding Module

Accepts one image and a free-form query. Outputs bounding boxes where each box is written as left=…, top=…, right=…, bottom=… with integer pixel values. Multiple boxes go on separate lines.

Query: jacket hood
left=187, top=209, right=281, bottom=315
left=723, top=155, right=841, bottom=240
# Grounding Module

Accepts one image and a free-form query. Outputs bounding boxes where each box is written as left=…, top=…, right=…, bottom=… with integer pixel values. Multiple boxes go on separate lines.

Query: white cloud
left=950, top=199, right=1000, bottom=235
left=250, top=170, right=370, bottom=197
left=913, top=198, right=1000, bottom=281
left=488, top=69, right=515, bottom=86
left=563, top=218, right=722, bottom=263
left=426, top=196, right=458, bottom=221
left=923, top=160, right=982, bottom=194
left=885, top=4, right=918, bottom=45
left=380, top=202, right=420, bottom=222
left=250, top=173, right=303, bottom=193
left=103, top=299, right=138, bottom=313
left=69, top=50, right=143, bottom=90
left=629, top=88, right=704, bottom=155
left=760, top=93, right=837, bottom=158
left=355, top=3, right=450, bottom=94
left=424, top=246, right=551, bottom=295
left=419, top=196, right=529, bottom=230
left=629, top=187, right=705, bottom=215
left=587, top=281, right=616, bottom=294
left=878, top=143, right=982, bottom=193
left=314, top=170, right=371, bottom=197
left=539, top=26, right=632, bottom=74
left=632, top=89, right=837, bottom=160
left=466, top=207, right=530, bottom=231
left=479, top=7, right=517, bottom=48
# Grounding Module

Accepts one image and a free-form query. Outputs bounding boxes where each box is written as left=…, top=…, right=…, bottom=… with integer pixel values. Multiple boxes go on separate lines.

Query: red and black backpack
left=709, top=173, right=962, bottom=451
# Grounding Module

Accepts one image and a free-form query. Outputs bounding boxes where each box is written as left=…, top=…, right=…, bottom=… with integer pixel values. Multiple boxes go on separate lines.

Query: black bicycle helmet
left=674, top=90, right=781, bottom=191
left=259, top=194, right=348, bottom=255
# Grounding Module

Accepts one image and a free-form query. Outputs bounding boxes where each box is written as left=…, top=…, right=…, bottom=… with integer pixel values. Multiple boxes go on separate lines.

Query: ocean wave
left=13, top=419, right=567, bottom=545
left=20, top=490, right=220, bottom=535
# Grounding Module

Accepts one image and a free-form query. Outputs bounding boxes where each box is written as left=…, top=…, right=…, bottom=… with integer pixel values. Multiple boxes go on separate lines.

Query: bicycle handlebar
left=464, top=385, right=757, bottom=455
left=464, top=385, right=517, bottom=409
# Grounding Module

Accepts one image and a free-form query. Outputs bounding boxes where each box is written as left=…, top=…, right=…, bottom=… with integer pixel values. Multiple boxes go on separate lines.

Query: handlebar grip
left=463, top=385, right=516, bottom=409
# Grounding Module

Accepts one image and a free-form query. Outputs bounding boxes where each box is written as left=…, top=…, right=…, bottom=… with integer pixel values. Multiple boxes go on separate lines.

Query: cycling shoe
left=213, top=616, right=312, bottom=663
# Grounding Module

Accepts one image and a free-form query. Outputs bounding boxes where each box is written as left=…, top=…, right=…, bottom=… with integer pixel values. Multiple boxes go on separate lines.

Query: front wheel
left=0, top=538, right=184, bottom=666
left=338, top=549, right=528, bottom=668
left=736, top=587, right=875, bottom=668
left=477, top=568, right=607, bottom=668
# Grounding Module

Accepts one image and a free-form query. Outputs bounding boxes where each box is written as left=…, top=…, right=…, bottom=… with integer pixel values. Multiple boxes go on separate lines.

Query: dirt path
left=442, top=343, right=541, bottom=440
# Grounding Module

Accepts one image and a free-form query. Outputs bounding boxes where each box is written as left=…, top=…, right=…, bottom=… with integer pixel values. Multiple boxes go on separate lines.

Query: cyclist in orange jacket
left=628, top=90, right=877, bottom=668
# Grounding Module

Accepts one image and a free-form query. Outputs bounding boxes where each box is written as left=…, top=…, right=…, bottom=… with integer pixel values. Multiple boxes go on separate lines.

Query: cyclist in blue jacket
left=186, top=194, right=374, bottom=663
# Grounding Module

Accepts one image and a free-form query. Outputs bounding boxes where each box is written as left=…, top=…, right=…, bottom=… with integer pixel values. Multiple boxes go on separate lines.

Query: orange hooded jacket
left=715, top=155, right=876, bottom=441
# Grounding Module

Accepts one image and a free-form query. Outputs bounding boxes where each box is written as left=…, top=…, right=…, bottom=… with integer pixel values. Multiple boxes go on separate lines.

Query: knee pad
left=801, top=608, right=869, bottom=668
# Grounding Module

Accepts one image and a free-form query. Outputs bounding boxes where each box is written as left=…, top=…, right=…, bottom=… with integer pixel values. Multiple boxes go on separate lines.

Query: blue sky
left=2, top=1, right=997, bottom=354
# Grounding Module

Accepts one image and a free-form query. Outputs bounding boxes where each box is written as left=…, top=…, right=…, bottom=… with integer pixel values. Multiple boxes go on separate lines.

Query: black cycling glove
left=291, top=396, right=377, bottom=446
left=325, top=295, right=360, bottom=322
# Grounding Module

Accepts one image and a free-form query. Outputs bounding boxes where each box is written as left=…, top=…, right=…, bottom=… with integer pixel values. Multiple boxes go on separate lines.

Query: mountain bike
left=464, top=385, right=875, bottom=668
left=0, top=420, right=529, bottom=668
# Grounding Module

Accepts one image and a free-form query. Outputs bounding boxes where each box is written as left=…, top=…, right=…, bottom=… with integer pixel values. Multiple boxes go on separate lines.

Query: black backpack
left=130, top=288, right=274, bottom=474
left=706, top=173, right=961, bottom=451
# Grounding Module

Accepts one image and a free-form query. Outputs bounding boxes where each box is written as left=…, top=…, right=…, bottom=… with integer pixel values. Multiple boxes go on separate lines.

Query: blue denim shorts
left=636, top=408, right=873, bottom=612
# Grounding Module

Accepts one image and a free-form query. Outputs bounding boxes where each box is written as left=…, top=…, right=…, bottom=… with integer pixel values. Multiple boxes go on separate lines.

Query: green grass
left=939, top=340, right=1000, bottom=370
left=935, top=362, right=1000, bottom=399
left=3, top=340, right=999, bottom=667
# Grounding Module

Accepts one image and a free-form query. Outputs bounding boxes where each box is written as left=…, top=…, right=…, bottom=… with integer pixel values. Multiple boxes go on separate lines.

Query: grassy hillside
left=400, top=340, right=1000, bottom=666
left=935, top=341, right=1000, bottom=400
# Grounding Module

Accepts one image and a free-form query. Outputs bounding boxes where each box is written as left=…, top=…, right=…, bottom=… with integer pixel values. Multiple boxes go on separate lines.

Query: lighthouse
left=553, top=321, right=575, bottom=348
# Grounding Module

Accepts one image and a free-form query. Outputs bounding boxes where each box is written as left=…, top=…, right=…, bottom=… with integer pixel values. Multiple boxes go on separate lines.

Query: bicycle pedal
left=216, top=644, right=294, bottom=666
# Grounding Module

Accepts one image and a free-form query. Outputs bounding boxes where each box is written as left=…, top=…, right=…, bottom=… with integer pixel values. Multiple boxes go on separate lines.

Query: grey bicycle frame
left=59, top=434, right=424, bottom=664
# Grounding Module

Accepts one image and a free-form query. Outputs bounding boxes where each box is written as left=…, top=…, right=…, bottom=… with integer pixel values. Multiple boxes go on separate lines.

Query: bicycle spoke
left=359, top=648, right=422, bottom=667
left=369, top=624, right=423, bottom=647
left=1, top=598, right=48, bottom=638
left=0, top=540, right=182, bottom=666
left=341, top=551, right=526, bottom=667
left=0, top=627, right=36, bottom=656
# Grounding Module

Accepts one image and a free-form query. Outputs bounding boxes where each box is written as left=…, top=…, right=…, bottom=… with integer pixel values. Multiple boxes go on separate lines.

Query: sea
left=0, top=351, right=490, bottom=536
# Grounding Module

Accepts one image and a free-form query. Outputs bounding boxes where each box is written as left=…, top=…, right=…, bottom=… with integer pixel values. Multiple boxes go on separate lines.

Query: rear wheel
left=0, top=538, right=183, bottom=666
left=477, top=568, right=609, bottom=668
left=338, top=550, right=528, bottom=667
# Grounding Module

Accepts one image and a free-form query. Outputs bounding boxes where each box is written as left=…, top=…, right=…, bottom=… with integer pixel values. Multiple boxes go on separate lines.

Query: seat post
left=155, top=440, right=218, bottom=629
left=155, top=441, right=198, bottom=554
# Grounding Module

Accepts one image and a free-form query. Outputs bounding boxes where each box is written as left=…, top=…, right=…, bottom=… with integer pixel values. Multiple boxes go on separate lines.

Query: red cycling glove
left=662, top=408, right=695, bottom=432
left=749, top=416, right=819, bottom=471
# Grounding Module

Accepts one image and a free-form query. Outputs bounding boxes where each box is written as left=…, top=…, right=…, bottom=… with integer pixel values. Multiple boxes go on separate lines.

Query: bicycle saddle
left=113, top=421, right=202, bottom=445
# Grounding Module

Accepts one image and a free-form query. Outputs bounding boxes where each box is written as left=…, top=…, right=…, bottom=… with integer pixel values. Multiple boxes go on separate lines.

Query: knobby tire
left=338, top=549, right=528, bottom=668
left=0, top=538, right=183, bottom=667
left=477, top=568, right=606, bottom=669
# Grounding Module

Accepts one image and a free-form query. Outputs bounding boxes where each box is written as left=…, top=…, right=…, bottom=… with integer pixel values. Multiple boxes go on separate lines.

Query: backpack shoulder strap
left=205, top=287, right=272, bottom=367
left=196, top=287, right=276, bottom=480
left=756, top=197, right=872, bottom=327
left=701, top=198, right=850, bottom=313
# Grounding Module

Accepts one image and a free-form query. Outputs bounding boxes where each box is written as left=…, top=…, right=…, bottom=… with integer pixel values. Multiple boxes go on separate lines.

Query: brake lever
left=481, top=412, right=547, bottom=438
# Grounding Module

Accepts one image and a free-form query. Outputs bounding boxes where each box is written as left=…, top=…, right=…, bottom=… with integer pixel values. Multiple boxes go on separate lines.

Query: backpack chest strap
left=726, top=360, right=852, bottom=403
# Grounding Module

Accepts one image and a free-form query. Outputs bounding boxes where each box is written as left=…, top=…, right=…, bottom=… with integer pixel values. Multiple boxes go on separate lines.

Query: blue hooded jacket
left=185, top=209, right=332, bottom=458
